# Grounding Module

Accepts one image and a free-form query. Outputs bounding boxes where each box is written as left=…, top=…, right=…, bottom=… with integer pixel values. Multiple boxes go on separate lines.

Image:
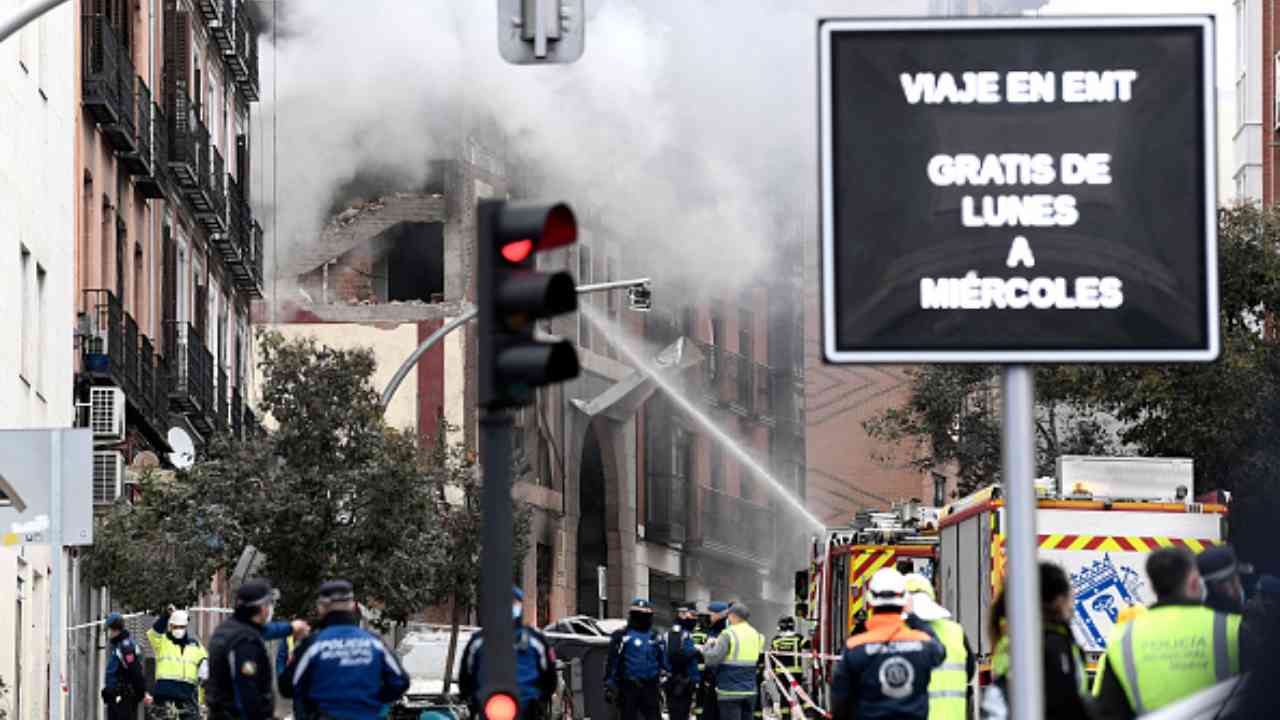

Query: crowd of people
left=99, top=578, right=410, bottom=720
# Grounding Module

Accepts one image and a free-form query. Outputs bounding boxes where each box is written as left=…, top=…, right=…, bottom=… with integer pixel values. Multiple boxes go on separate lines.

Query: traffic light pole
left=479, top=410, right=518, bottom=711
left=379, top=278, right=651, bottom=410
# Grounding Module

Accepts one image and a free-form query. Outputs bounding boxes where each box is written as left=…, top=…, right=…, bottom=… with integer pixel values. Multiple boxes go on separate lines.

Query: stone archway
left=570, top=413, right=634, bottom=619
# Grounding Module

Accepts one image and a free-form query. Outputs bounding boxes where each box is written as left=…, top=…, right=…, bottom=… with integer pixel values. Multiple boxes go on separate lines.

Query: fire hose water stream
left=580, top=303, right=826, bottom=532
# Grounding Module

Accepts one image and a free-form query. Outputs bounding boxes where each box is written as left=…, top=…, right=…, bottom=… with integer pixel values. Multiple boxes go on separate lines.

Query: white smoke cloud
left=254, top=0, right=928, bottom=297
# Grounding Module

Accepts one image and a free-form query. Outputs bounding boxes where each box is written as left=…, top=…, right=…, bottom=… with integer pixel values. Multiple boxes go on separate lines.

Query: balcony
left=645, top=473, right=689, bottom=545
left=211, top=0, right=234, bottom=53
left=216, top=172, right=248, bottom=262
left=195, top=0, right=221, bottom=26
left=224, top=0, right=259, bottom=101
left=197, top=146, right=228, bottom=233
left=693, top=486, right=776, bottom=565
left=118, top=76, right=154, bottom=178
left=166, top=83, right=212, bottom=210
left=165, top=321, right=215, bottom=435
left=82, top=16, right=138, bottom=152
left=135, top=101, right=167, bottom=199
left=81, top=290, right=169, bottom=447
left=230, top=218, right=264, bottom=297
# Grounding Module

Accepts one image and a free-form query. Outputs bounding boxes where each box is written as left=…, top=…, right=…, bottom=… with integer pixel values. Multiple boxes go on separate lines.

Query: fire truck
left=936, top=456, right=1229, bottom=671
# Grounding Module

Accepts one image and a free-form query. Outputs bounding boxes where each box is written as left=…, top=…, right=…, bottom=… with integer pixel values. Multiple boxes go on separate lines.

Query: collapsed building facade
left=259, top=135, right=807, bottom=626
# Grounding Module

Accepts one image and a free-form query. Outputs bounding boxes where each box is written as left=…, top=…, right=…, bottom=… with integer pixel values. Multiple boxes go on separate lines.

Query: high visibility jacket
left=147, top=626, right=209, bottom=701
left=1104, top=604, right=1241, bottom=716
left=926, top=619, right=968, bottom=720
left=692, top=630, right=709, bottom=673
left=716, top=622, right=765, bottom=699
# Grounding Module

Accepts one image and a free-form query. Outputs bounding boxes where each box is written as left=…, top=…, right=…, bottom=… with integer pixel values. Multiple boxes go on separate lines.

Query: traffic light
left=497, top=0, right=585, bottom=65
left=477, top=200, right=581, bottom=409
left=482, top=691, right=520, bottom=720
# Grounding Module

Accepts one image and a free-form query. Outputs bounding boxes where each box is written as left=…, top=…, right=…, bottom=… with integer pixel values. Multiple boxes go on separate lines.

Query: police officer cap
left=318, top=579, right=355, bottom=602
left=673, top=601, right=697, bottom=612
left=236, top=579, right=277, bottom=608
left=707, top=601, right=730, bottom=613
left=105, top=612, right=125, bottom=630
left=630, top=597, right=653, bottom=611
left=1197, top=545, right=1254, bottom=583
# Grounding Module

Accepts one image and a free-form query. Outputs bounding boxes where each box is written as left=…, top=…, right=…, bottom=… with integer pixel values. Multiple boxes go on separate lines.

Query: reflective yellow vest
left=1105, top=605, right=1241, bottom=716
left=147, top=627, right=209, bottom=686
left=718, top=622, right=764, bottom=699
left=927, top=619, right=968, bottom=720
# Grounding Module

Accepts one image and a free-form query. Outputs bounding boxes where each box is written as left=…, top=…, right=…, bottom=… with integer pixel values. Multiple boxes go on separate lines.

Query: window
left=536, top=544, right=553, bottom=628
left=177, top=236, right=189, bottom=324
left=236, top=317, right=247, bottom=386
left=35, top=266, right=46, bottom=393
left=1274, top=53, right=1280, bottom=130
left=738, top=308, right=754, bottom=358
left=208, top=278, right=221, bottom=359
left=19, top=246, right=31, bottom=381
left=133, top=245, right=143, bottom=321
left=1237, top=0, right=1247, bottom=74
left=709, top=443, right=723, bottom=490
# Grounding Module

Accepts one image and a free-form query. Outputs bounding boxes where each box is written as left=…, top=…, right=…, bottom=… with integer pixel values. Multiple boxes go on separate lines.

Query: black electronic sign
left=819, top=17, right=1218, bottom=363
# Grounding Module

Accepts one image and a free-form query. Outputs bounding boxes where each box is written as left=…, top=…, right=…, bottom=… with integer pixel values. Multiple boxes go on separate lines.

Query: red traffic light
left=496, top=202, right=577, bottom=252
left=500, top=239, right=535, bottom=264
left=483, top=692, right=519, bottom=720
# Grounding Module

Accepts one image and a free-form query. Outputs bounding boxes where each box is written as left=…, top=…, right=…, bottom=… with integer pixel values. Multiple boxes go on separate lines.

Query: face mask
left=512, top=604, right=523, bottom=621
left=263, top=606, right=274, bottom=624
left=628, top=611, right=654, bottom=632
left=171, top=628, right=187, bottom=640
left=677, top=617, right=697, bottom=631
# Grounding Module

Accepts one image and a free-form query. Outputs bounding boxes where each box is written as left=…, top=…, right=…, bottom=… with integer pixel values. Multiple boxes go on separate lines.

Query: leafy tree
left=418, top=421, right=533, bottom=696
left=85, top=331, right=531, bottom=629
left=863, top=204, right=1280, bottom=563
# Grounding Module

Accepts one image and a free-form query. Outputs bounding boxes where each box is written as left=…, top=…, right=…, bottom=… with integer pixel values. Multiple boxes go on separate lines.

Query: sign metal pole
left=49, top=430, right=64, bottom=720
left=1002, top=365, right=1043, bottom=720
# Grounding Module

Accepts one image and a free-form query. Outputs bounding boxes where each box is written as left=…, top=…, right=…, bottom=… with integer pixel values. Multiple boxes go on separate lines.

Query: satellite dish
left=167, top=427, right=196, bottom=470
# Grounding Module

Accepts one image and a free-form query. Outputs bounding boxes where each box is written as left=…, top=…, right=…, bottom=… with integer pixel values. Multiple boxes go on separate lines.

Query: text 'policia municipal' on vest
left=1107, top=605, right=1241, bottom=715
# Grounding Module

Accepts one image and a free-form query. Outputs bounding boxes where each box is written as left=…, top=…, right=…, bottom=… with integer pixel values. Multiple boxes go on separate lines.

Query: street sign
left=0, top=429, right=93, bottom=546
left=819, top=16, right=1218, bottom=364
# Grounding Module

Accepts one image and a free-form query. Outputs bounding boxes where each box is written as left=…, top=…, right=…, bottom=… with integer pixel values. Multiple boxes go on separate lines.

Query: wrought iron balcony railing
left=165, top=82, right=211, bottom=210
left=645, top=473, right=689, bottom=545
left=217, top=172, right=248, bottom=262
left=695, top=486, right=776, bottom=563
left=231, top=218, right=264, bottom=297
left=119, top=75, right=154, bottom=179
left=165, top=321, right=215, bottom=434
left=226, top=0, right=259, bottom=101
left=82, top=290, right=170, bottom=441
left=199, top=145, right=228, bottom=233
left=82, top=289, right=125, bottom=388
left=82, top=16, right=138, bottom=152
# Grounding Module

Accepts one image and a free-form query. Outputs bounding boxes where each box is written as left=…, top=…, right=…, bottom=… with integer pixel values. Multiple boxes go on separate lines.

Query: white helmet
left=866, top=568, right=908, bottom=608
left=170, top=610, right=190, bottom=627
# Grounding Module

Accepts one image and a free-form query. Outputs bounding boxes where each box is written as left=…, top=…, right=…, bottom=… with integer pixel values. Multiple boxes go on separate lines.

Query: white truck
left=936, top=456, right=1228, bottom=669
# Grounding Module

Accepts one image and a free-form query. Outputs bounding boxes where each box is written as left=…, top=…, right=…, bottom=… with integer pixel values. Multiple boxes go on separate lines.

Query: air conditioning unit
left=89, top=387, right=125, bottom=444
left=93, top=451, right=125, bottom=505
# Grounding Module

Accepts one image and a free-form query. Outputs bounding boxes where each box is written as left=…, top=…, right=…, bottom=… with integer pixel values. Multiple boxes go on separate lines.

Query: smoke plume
left=254, top=0, right=928, bottom=297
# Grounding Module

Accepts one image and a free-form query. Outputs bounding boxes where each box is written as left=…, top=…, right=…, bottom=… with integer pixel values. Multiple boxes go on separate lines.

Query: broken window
left=372, top=222, right=444, bottom=303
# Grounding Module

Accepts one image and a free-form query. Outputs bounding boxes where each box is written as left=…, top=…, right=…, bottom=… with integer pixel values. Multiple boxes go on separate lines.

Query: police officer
left=698, top=601, right=731, bottom=720
left=1094, top=547, right=1243, bottom=719
left=147, top=605, right=209, bottom=719
left=764, top=616, right=809, bottom=719
left=702, top=603, right=765, bottom=720
left=283, top=580, right=410, bottom=718
left=206, top=579, right=281, bottom=720
left=691, top=610, right=714, bottom=720
left=903, top=574, right=973, bottom=720
left=459, top=586, right=558, bottom=719
left=831, top=569, right=943, bottom=720
left=606, top=597, right=669, bottom=720
left=102, top=612, right=147, bottom=720
left=666, top=602, right=702, bottom=720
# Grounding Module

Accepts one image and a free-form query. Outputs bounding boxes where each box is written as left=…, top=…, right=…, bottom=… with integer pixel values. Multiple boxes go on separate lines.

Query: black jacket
left=206, top=614, right=275, bottom=719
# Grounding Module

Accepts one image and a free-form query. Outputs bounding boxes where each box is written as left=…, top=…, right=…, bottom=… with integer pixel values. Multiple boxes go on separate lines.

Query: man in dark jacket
left=831, top=569, right=943, bottom=720
left=206, top=579, right=280, bottom=720
left=606, top=598, right=669, bottom=720
left=459, top=586, right=558, bottom=719
left=667, top=601, right=703, bottom=720
left=282, top=580, right=409, bottom=718
left=1198, top=544, right=1253, bottom=615
left=102, top=612, right=147, bottom=720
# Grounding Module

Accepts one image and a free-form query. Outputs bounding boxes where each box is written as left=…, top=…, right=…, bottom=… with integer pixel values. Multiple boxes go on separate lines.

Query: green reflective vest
left=147, top=628, right=208, bottom=686
left=927, top=619, right=968, bottom=720
left=718, top=622, right=764, bottom=699
left=1104, top=605, right=1241, bottom=716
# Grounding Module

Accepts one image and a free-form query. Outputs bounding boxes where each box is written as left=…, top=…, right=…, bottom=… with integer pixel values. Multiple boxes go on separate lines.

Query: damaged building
left=258, top=138, right=806, bottom=626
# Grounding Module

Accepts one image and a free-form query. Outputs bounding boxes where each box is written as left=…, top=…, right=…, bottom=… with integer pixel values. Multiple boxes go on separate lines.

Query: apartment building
left=70, top=0, right=263, bottom=713
left=0, top=2, right=77, bottom=716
